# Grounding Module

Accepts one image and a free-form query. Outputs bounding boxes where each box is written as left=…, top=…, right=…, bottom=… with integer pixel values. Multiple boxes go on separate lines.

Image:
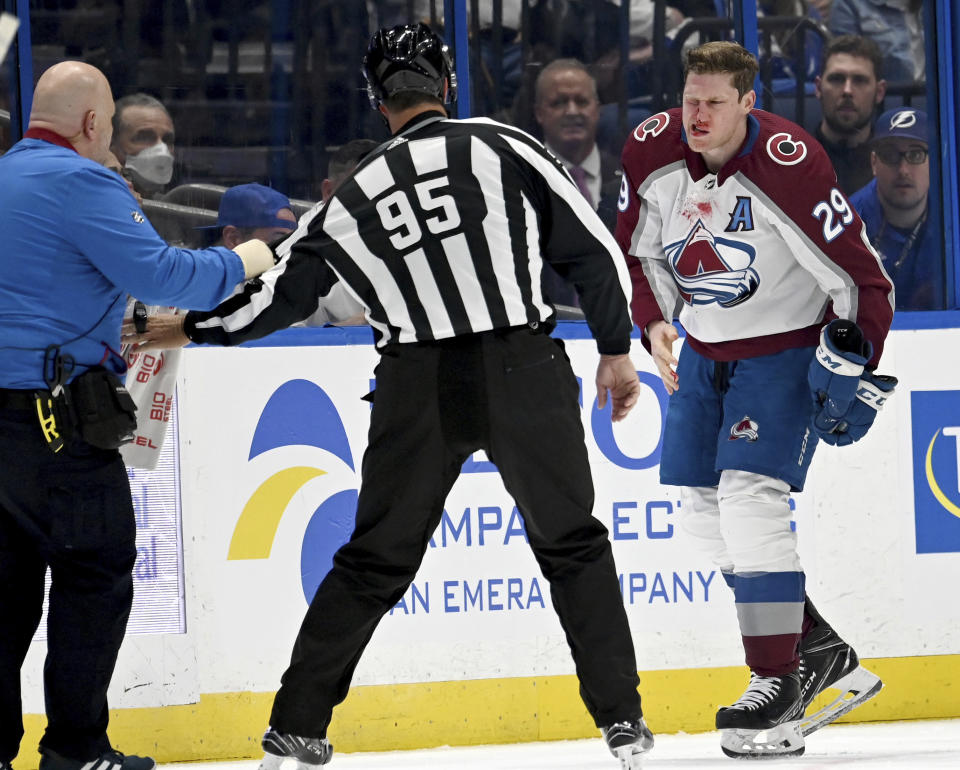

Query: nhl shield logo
left=729, top=415, right=759, bottom=442
left=666, top=219, right=759, bottom=307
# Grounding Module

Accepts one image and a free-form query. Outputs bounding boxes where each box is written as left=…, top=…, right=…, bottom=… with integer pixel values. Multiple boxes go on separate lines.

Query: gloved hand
left=808, top=319, right=873, bottom=437
left=818, top=371, right=898, bottom=446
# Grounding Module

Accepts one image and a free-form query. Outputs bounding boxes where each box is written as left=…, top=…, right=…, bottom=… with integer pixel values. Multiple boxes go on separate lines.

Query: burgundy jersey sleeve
left=616, top=110, right=686, bottom=348
left=742, top=112, right=894, bottom=365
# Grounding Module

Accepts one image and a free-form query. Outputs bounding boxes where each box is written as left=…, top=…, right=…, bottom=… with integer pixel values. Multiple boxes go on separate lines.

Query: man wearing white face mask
left=110, top=93, right=175, bottom=198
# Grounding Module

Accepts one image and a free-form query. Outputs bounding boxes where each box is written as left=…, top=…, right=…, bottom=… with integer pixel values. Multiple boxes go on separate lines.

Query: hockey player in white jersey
left=616, top=41, right=895, bottom=758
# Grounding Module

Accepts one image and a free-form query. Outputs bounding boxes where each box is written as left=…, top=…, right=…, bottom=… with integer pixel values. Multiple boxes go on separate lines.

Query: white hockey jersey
left=616, top=108, right=894, bottom=366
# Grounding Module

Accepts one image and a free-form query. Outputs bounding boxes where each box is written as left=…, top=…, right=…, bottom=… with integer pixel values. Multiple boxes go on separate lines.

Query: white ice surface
left=166, top=719, right=960, bottom=769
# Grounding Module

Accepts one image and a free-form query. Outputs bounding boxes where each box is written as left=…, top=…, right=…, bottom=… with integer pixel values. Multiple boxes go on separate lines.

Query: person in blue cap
left=209, top=183, right=298, bottom=249
left=850, top=107, right=943, bottom=310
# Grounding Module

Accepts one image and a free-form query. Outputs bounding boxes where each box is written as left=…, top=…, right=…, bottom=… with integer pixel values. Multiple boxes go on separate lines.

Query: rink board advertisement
left=910, top=390, right=960, bottom=553
left=177, top=333, right=755, bottom=695
left=178, top=325, right=957, bottom=699
left=19, top=324, right=960, bottom=724
left=29, top=412, right=186, bottom=643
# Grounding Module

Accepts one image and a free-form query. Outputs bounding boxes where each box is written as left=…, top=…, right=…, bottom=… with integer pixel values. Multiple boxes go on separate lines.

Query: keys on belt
left=0, top=387, right=68, bottom=453
left=34, top=345, right=76, bottom=453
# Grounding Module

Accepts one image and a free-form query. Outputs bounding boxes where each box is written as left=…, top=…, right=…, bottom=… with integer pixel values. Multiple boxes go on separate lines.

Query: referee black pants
left=0, top=401, right=137, bottom=763
left=270, top=326, right=643, bottom=737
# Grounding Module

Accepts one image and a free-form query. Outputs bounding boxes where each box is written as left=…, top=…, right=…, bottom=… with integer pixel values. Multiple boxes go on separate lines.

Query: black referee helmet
left=362, top=22, right=458, bottom=109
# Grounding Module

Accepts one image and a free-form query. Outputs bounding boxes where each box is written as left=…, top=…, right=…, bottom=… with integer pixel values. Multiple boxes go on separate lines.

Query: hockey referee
left=0, top=62, right=273, bottom=770
left=132, top=23, right=653, bottom=769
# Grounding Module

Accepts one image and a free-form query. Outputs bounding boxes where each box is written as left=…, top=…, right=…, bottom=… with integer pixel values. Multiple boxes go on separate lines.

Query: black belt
left=0, top=388, right=37, bottom=410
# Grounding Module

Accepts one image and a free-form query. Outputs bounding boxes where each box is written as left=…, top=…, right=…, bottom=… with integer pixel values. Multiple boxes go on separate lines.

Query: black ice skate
left=601, top=717, right=654, bottom=769
left=38, top=748, right=155, bottom=770
left=259, top=728, right=332, bottom=770
left=715, top=671, right=805, bottom=758
left=798, top=621, right=883, bottom=736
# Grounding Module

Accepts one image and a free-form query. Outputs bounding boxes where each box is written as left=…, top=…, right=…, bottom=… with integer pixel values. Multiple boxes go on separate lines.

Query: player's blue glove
left=808, top=319, right=873, bottom=438
left=818, top=372, right=898, bottom=446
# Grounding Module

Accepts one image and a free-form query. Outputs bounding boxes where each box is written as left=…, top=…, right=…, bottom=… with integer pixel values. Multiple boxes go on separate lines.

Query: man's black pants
left=270, top=327, right=643, bottom=737
left=0, top=399, right=137, bottom=762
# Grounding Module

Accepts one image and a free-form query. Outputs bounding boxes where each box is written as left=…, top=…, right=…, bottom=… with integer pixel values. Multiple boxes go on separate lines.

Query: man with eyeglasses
left=813, top=36, right=886, bottom=195
left=850, top=108, right=942, bottom=310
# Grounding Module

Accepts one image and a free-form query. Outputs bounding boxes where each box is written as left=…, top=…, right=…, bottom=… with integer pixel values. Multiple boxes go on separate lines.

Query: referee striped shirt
left=186, top=110, right=634, bottom=354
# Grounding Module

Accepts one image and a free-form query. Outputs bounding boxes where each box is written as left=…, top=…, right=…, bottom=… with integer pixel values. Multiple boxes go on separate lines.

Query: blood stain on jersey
left=729, top=415, right=759, bottom=442
left=679, top=189, right=715, bottom=222
left=665, top=219, right=760, bottom=307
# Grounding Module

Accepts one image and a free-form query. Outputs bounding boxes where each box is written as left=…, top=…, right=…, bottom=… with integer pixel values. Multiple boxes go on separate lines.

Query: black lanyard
left=873, top=206, right=928, bottom=272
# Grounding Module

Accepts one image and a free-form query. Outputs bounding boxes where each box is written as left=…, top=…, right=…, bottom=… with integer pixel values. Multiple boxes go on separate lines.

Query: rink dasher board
left=16, top=323, right=960, bottom=764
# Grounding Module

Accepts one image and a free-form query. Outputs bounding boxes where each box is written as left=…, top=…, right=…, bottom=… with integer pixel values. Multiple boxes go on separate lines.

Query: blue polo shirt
left=849, top=179, right=943, bottom=311
left=0, top=134, right=245, bottom=389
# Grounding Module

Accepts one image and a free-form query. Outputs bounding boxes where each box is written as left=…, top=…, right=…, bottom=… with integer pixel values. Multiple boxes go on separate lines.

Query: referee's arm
left=184, top=237, right=340, bottom=346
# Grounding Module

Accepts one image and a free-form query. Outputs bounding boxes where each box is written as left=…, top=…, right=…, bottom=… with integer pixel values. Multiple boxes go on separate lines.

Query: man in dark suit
left=534, top=58, right=622, bottom=306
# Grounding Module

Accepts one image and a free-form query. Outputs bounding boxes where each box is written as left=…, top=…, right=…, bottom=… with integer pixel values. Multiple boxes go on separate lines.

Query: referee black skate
left=134, top=21, right=654, bottom=770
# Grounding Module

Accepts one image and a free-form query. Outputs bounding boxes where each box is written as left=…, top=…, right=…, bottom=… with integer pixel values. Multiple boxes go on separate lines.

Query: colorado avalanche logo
left=665, top=219, right=759, bottom=307
left=729, top=415, right=759, bottom=442
left=766, top=132, right=807, bottom=166
left=633, top=112, right=670, bottom=142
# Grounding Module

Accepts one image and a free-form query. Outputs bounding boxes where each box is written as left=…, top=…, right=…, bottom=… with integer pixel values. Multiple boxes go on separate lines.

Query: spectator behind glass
left=319, top=138, right=379, bottom=203
left=110, top=92, right=175, bottom=199
left=200, top=183, right=297, bottom=249
left=301, top=139, right=378, bottom=327
left=813, top=35, right=886, bottom=195
left=535, top=59, right=608, bottom=207
left=830, top=0, right=924, bottom=83
left=103, top=150, right=142, bottom=206
left=534, top=59, right=622, bottom=308
left=850, top=108, right=941, bottom=310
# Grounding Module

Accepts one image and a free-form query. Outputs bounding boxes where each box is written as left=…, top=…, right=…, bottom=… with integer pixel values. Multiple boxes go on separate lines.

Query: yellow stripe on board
left=19, top=655, right=960, bottom=768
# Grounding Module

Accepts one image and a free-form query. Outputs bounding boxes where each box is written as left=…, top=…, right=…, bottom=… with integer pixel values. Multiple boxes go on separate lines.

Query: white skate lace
left=730, top=675, right=781, bottom=710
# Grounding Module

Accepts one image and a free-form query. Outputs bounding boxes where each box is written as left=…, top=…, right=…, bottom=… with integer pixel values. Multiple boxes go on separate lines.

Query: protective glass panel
left=0, top=10, right=18, bottom=152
